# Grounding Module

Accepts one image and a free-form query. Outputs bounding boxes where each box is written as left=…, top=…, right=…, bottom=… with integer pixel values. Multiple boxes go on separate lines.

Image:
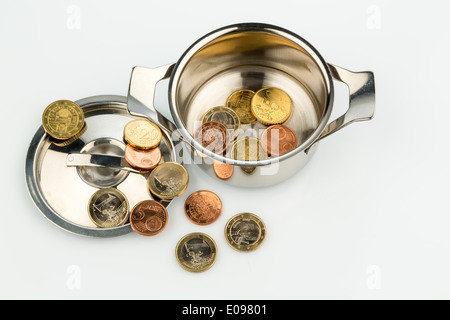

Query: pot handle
left=127, top=63, right=177, bottom=133
left=310, top=64, right=375, bottom=147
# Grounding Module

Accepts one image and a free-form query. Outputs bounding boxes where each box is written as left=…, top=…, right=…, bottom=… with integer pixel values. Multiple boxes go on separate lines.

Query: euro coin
left=87, top=188, right=129, bottom=228
left=259, top=124, right=298, bottom=156
left=213, top=160, right=234, bottom=180
left=202, top=106, right=240, bottom=140
left=123, top=119, right=162, bottom=150
left=184, top=190, right=222, bottom=225
left=251, top=87, right=292, bottom=125
left=224, top=212, right=266, bottom=252
left=42, top=100, right=85, bottom=140
left=147, top=162, right=189, bottom=200
left=50, top=122, right=87, bottom=147
left=130, top=200, right=168, bottom=236
left=175, top=232, right=217, bottom=272
left=226, top=89, right=256, bottom=124
left=231, top=137, right=268, bottom=161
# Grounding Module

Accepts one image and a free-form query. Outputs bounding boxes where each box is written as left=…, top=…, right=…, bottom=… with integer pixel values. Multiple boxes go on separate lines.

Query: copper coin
left=213, top=160, right=234, bottom=180
left=124, top=144, right=161, bottom=171
left=130, top=200, right=168, bottom=236
left=194, top=121, right=231, bottom=154
left=260, top=124, right=298, bottom=156
left=184, top=190, right=222, bottom=225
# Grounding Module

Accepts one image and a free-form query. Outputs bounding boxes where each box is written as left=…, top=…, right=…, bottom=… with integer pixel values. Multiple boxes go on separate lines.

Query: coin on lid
left=226, top=89, right=256, bottom=124
left=251, top=87, right=292, bottom=125
left=123, top=119, right=162, bottom=150
left=124, top=144, right=161, bottom=172
left=50, top=122, right=87, bottom=147
left=224, top=212, right=266, bottom=252
left=42, top=100, right=85, bottom=140
left=175, top=232, right=217, bottom=272
left=147, top=162, right=189, bottom=200
left=87, top=188, right=129, bottom=228
left=184, top=190, right=222, bottom=225
left=130, top=200, right=168, bottom=236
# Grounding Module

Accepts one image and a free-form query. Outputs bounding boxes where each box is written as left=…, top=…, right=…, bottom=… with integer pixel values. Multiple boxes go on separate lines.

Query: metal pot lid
left=25, top=95, right=181, bottom=237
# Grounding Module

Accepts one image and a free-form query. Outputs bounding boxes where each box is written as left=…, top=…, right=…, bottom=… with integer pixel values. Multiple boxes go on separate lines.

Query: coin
left=42, top=100, right=85, bottom=140
left=87, top=188, right=129, bottom=228
left=184, top=190, right=222, bottom=225
left=124, top=144, right=161, bottom=172
left=175, top=232, right=217, bottom=272
left=130, top=200, right=168, bottom=236
left=123, top=119, right=162, bottom=150
left=251, top=87, right=292, bottom=125
left=213, top=160, right=234, bottom=180
left=50, top=122, right=87, bottom=147
left=260, top=124, right=298, bottom=156
left=224, top=212, right=266, bottom=252
left=147, top=162, right=189, bottom=200
left=231, top=137, right=268, bottom=161
left=202, top=106, right=240, bottom=139
left=226, top=89, right=256, bottom=124
left=194, top=121, right=231, bottom=154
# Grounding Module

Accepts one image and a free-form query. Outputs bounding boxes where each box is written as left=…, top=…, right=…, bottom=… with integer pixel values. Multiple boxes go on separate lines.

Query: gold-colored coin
left=226, top=89, right=256, bottom=124
left=224, top=212, right=266, bottom=252
left=175, top=232, right=217, bottom=272
left=87, top=188, right=129, bottom=228
left=231, top=137, right=268, bottom=161
left=251, top=87, right=292, bottom=125
left=147, top=162, right=189, bottom=200
left=50, top=122, right=87, bottom=147
left=42, top=100, right=85, bottom=140
left=123, top=119, right=162, bottom=150
left=202, top=106, right=240, bottom=139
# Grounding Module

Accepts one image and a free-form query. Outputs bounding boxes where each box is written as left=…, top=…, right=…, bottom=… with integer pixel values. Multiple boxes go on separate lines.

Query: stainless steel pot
left=127, top=23, right=375, bottom=187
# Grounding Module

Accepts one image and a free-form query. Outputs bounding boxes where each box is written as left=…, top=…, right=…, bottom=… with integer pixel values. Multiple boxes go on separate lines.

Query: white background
left=1, top=0, right=450, bottom=299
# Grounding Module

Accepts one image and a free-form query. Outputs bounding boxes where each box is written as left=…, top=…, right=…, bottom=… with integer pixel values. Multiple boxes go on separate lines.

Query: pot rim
left=168, top=22, right=334, bottom=166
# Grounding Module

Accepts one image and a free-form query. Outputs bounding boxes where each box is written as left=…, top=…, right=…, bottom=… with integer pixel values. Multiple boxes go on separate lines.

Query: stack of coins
left=123, top=119, right=163, bottom=172
left=195, top=86, right=299, bottom=178
left=42, top=100, right=87, bottom=146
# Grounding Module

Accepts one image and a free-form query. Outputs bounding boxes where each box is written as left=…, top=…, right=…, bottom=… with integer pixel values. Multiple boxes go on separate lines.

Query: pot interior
left=172, top=27, right=332, bottom=159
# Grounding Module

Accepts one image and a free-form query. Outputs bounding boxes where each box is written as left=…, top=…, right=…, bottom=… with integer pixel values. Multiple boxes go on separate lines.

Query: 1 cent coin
left=224, top=212, right=266, bottom=252
left=175, top=232, right=217, bottom=272
left=213, top=160, right=234, bottom=180
left=130, top=200, right=168, bottom=236
left=260, top=124, right=298, bottom=156
left=184, top=190, right=222, bottom=225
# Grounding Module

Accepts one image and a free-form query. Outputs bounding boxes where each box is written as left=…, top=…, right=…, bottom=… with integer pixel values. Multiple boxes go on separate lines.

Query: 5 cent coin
left=130, top=200, right=168, bottom=236
left=260, top=124, right=298, bottom=156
